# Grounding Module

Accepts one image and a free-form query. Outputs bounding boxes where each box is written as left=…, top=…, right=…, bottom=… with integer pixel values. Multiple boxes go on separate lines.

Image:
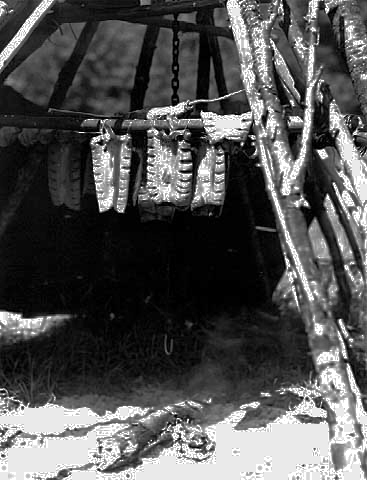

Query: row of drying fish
left=47, top=126, right=227, bottom=218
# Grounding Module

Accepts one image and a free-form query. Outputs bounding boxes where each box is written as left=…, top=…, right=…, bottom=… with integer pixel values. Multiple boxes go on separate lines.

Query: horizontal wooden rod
left=53, top=0, right=273, bottom=8
left=0, top=114, right=304, bottom=133
left=129, top=16, right=233, bottom=39
left=49, top=0, right=225, bottom=23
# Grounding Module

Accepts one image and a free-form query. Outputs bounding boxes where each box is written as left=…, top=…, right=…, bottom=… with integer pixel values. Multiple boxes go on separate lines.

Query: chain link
left=171, top=13, right=180, bottom=106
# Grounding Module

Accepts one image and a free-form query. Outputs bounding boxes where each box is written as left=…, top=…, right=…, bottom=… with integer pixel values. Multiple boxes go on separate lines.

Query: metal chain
left=171, top=13, right=180, bottom=106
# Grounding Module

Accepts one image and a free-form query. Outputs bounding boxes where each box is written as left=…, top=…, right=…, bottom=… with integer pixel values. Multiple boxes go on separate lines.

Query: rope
left=146, top=88, right=247, bottom=121
left=49, top=89, right=247, bottom=122
left=187, top=88, right=246, bottom=107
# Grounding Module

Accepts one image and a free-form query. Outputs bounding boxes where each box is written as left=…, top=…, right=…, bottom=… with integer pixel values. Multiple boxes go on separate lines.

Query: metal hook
left=164, top=333, right=174, bottom=356
left=98, top=118, right=106, bottom=134
left=99, top=119, right=113, bottom=140
left=167, top=114, right=180, bottom=132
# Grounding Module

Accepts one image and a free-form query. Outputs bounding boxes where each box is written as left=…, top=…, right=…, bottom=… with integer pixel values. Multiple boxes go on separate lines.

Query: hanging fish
left=90, top=124, right=132, bottom=214
left=191, top=137, right=226, bottom=215
left=172, top=130, right=193, bottom=209
left=117, top=134, right=133, bottom=213
left=47, top=132, right=85, bottom=211
left=137, top=127, right=193, bottom=221
left=131, top=144, right=145, bottom=207
left=138, top=127, right=175, bottom=222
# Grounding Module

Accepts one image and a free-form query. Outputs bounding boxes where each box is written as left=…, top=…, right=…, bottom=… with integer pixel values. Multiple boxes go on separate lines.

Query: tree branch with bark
left=227, top=0, right=367, bottom=475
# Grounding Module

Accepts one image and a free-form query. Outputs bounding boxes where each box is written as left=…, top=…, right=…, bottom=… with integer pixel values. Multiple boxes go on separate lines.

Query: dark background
left=0, top=4, right=366, bottom=321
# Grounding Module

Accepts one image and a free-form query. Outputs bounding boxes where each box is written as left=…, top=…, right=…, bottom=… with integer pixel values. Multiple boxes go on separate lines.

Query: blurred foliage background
left=4, top=3, right=367, bottom=116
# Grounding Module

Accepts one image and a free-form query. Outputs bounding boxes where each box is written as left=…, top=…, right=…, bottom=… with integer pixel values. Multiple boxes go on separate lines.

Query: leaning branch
left=48, top=22, right=99, bottom=110
left=130, top=24, right=160, bottom=111
left=282, top=0, right=320, bottom=196
left=227, top=0, right=367, bottom=475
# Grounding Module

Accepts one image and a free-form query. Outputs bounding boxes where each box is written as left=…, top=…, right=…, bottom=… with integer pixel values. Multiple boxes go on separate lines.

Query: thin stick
left=241, top=167, right=273, bottom=303
left=196, top=10, right=211, bottom=113
left=130, top=24, right=160, bottom=111
left=206, top=10, right=229, bottom=112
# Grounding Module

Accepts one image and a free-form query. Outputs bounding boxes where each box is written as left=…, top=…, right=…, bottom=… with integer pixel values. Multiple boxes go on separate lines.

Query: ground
left=0, top=311, right=365, bottom=479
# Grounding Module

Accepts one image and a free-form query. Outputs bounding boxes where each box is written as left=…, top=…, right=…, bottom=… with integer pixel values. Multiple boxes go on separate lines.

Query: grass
left=0, top=311, right=208, bottom=407
left=0, top=306, right=322, bottom=410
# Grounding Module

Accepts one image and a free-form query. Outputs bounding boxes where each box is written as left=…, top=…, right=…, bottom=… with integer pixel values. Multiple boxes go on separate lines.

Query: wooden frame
left=0, top=0, right=367, bottom=476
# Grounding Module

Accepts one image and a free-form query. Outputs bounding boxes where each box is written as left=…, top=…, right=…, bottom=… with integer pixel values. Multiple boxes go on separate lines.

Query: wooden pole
left=206, top=10, right=229, bottom=113
left=2, top=24, right=100, bottom=251
left=240, top=163, right=273, bottom=304
left=130, top=16, right=232, bottom=39
left=130, top=24, right=160, bottom=111
left=306, top=176, right=352, bottom=319
left=0, top=18, right=232, bottom=84
left=0, top=18, right=59, bottom=83
left=0, top=113, right=305, bottom=133
left=51, top=0, right=225, bottom=23
left=196, top=10, right=211, bottom=113
left=314, top=151, right=365, bottom=278
left=48, top=22, right=99, bottom=109
left=227, top=0, right=367, bottom=474
left=0, top=0, right=59, bottom=75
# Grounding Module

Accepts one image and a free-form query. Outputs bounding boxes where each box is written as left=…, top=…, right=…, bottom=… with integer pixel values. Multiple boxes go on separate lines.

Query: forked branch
left=282, top=0, right=320, bottom=196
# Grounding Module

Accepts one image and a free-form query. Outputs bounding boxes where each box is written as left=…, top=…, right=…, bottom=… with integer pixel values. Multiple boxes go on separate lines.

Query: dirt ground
left=0, top=352, right=336, bottom=479
left=2, top=370, right=330, bottom=479
left=1, top=311, right=366, bottom=479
